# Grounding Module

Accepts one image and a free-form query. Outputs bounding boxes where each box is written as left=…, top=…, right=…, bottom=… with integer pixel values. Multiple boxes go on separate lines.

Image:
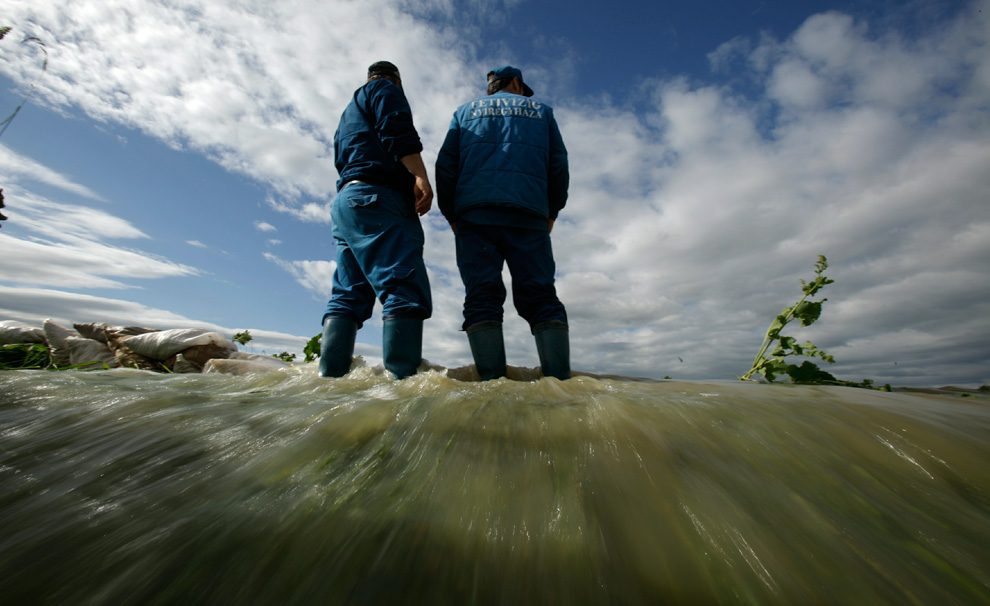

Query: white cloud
left=0, top=188, right=200, bottom=288
left=551, top=1, right=990, bottom=382
left=254, top=221, right=276, bottom=232
left=0, top=144, right=107, bottom=201
left=0, top=0, right=479, bottom=204
left=263, top=253, right=336, bottom=301
left=1, top=0, right=988, bottom=385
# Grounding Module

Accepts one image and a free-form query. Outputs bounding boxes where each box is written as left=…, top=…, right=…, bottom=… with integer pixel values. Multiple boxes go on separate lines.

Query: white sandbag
left=203, top=353, right=290, bottom=375
left=0, top=320, right=46, bottom=345
left=66, top=337, right=120, bottom=369
left=121, top=329, right=237, bottom=360
left=41, top=319, right=119, bottom=369
left=175, top=343, right=235, bottom=372
left=172, top=354, right=201, bottom=374
left=74, top=322, right=156, bottom=344
left=43, top=320, right=81, bottom=367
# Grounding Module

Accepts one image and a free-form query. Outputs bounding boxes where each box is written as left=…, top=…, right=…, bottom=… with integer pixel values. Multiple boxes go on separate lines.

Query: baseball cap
left=368, top=61, right=401, bottom=80
left=487, top=65, right=534, bottom=97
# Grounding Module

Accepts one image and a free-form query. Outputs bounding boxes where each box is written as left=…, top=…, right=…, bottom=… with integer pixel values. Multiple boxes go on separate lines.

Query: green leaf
left=0, top=343, right=52, bottom=369
left=303, top=333, right=322, bottom=363
left=785, top=361, right=837, bottom=384
left=793, top=301, right=823, bottom=326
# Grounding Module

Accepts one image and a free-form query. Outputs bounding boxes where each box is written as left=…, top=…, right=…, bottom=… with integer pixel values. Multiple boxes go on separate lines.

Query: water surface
left=1, top=365, right=988, bottom=604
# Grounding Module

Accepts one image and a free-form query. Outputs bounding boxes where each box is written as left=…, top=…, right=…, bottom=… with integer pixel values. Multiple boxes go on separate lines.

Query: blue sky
left=1, top=0, right=988, bottom=386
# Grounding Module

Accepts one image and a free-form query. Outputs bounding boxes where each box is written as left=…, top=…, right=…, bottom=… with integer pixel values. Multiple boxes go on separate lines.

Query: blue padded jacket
left=334, top=79, right=424, bottom=199
left=436, top=91, right=568, bottom=228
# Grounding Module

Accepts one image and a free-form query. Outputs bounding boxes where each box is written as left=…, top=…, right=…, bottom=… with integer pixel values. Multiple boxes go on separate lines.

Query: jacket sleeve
left=547, top=112, right=569, bottom=220
left=365, top=80, right=424, bottom=160
left=435, top=114, right=461, bottom=223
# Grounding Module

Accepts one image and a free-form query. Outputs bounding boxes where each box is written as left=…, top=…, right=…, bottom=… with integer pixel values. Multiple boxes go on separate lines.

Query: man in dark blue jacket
left=320, top=61, right=433, bottom=379
left=436, top=65, right=570, bottom=380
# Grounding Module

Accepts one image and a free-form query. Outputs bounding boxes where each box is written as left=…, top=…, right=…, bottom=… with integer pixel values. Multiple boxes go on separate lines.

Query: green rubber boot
left=319, top=317, right=357, bottom=378
left=383, top=318, right=423, bottom=379
left=466, top=322, right=507, bottom=381
left=534, top=321, right=571, bottom=380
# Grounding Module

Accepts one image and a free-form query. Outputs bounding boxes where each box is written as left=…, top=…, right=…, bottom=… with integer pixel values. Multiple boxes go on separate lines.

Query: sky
left=1, top=0, right=988, bottom=387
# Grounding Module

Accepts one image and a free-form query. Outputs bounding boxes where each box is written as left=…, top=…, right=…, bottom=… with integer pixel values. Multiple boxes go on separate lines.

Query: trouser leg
left=324, top=184, right=432, bottom=324
left=503, top=228, right=567, bottom=327
left=322, top=238, right=376, bottom=328
left=455, top=223, right=507, bottom=329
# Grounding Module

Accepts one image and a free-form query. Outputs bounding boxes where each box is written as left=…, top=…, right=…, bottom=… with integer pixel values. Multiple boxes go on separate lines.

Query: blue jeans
left=455, top=222, right=566, bottom=330
left=322, top=183, right=432, bottom=327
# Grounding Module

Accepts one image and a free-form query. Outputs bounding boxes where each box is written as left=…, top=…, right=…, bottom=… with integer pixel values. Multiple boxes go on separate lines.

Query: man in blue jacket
left=436, top=65, right=570, bottom=380
left=320, top=61, right=433, bottom=379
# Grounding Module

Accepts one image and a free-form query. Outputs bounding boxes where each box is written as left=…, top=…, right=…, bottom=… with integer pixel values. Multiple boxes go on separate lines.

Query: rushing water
left=1, top=363, right=988, bottom=605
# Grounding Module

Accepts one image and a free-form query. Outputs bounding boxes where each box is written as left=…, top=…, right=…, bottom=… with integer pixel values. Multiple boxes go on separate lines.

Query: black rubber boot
left=534, top=321, right=571, bottom=380
left=383, top=318, right=423, bottom=379
left=466, top=322, right=507, bottom=381
left=319, top=317, right=357, bottom=378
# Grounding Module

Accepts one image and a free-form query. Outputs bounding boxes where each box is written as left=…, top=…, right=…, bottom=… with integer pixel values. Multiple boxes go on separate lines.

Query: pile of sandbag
left=0, top=319, right=290, bottom=374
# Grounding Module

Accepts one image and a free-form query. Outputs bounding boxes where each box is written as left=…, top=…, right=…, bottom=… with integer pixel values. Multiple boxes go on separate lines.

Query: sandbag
left=0, top=320, right=45, bottom=345
left=43, top=320, right=81, bottom=367
left=203, top=352, right=290, bottom=375
left=177, top=343, right=235, bottom=371
left=106, top=332, right=172, bottom=371
left=42, top=319, right=120, bottom=369
left=74, top=322, right=157, bottom=344
left=172, top=354, right=201, bottom=374
left=65, top=337, right=120, bottom=369
left=121, top=329, right=237, bottom=361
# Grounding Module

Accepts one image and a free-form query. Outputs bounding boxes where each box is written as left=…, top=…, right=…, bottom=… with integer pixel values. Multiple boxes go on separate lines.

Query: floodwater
left=1, top=362, right=988, bottom=605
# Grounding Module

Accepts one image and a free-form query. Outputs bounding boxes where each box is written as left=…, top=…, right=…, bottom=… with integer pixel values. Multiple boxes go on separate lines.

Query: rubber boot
left=534, top=322, right=571, bottom=380
left=319, top=317, right=357, bottom=378
left=466, top=322, right=507, bottom=381
left=383, top=318, right=423, bottom=379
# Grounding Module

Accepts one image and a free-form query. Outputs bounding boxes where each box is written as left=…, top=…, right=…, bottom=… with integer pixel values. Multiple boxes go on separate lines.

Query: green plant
left=0, top=343, right=112, bottom=371
left=0, top=343, right=52, bottom=369
left=233, top=331, right=253, bottom=346
left=303, top=334, right=321, bottom=363
left=0, top=27, right=48, bottom=139
left=740, top=255, right=836, bottom=382
left=273, top=351, right=296, bottom=362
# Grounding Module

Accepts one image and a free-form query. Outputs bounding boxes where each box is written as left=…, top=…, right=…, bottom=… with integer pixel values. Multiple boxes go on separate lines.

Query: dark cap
left=487, top=65, right=534, bottom=97
left=368, top=61, right=401, bottom=80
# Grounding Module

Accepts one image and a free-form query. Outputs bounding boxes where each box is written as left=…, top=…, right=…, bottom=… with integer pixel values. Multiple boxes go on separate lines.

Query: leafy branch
left=740, top=255, right=836, bottom=382
left=303, top=334, right=321, bottom=363
left=0, top=26, right=48, bottom=139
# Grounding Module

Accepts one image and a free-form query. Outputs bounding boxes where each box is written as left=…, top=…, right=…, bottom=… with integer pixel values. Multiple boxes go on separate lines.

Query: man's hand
left=414, top=175, right=433, bottom=216
left=400, top=153, right=433, bottom=216
left=548, top=219, right=555, bottom=233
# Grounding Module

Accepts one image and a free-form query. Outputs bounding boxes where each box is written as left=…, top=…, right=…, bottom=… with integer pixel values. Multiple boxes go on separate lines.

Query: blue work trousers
left=323, top=183, right=432, bottom=327
left=455, top=222, right=567, bottom=330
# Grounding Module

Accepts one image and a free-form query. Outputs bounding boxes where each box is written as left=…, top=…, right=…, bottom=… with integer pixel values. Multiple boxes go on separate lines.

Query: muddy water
left=1, top=365, right=987, bottom=604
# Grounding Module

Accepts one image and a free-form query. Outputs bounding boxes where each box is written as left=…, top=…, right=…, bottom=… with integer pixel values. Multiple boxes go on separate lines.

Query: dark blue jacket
left=334, top=79, right=424, bottom=200
left=436, top=91, right=568, bottom=229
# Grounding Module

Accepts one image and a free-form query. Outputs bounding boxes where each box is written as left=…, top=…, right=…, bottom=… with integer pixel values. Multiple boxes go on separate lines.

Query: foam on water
left=1, top=364, right=988, bottom=604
